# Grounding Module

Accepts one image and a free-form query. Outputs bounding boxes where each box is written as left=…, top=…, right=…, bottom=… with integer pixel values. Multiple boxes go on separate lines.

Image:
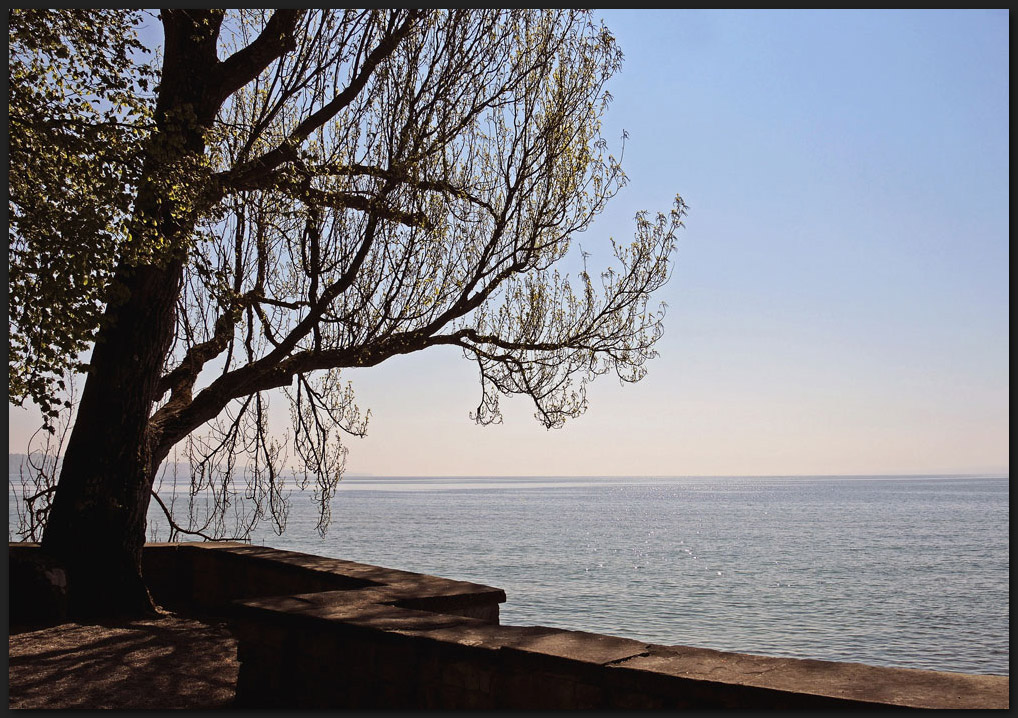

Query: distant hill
left=9, top=454, right=194, bottom=482
left=8, top=453, right=60, bottom=476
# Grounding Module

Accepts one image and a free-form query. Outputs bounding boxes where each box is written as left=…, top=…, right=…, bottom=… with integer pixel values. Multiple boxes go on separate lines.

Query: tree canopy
left=10, top=9, right=684, bottom=555
left=9, top=9, right=155, bottom=421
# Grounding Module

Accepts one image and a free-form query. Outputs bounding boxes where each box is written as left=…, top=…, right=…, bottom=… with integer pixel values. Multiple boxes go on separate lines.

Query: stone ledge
left=605, top=646, right=1010, bottom=709
left=212, top=544, right=1006, bottom=709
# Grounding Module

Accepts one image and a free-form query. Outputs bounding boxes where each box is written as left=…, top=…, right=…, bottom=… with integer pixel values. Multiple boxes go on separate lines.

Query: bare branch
left=214, top=10, right=304, bottom=104
left=150, top=490, right=242, bottom=542
left=215, top=10, right=425, bottom=193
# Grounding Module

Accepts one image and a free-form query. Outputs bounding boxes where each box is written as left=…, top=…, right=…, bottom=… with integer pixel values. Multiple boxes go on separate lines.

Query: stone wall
left=8, top=542, right=1009, bottom=709
left=142, top=542, right=379, bottom=612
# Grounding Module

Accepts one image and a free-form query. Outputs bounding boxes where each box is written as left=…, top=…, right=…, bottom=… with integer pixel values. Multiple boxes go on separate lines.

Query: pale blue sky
left=8, top=10, right=1009, bottom=476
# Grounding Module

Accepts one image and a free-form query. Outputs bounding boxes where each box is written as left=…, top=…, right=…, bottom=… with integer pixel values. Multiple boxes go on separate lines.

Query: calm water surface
left=9, top=474, right=1009, bottom=675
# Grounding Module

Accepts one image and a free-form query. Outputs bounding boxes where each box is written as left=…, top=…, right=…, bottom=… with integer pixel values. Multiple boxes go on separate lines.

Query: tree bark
left=41, top=261, right=183, bottom=618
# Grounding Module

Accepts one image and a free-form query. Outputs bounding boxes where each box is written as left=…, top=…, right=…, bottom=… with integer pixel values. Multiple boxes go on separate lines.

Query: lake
left=9, top=473, right=1009, bottom=675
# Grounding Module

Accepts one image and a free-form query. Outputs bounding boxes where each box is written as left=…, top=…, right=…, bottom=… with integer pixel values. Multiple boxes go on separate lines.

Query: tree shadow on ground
left=8, top=612, right=238, bottom=709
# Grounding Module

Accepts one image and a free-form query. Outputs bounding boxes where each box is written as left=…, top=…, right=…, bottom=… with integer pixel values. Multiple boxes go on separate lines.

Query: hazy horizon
left=8, top=453, right=1007, bottom=482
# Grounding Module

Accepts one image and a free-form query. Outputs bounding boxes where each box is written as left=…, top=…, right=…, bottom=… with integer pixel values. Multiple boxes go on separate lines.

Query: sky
left=8, top=10, right=1010, bottom=477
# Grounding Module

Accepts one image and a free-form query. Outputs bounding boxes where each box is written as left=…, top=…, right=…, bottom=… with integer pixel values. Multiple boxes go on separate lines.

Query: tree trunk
left=41, top=260, right=183, bottom=619
left=39, top=10, right=226, bottom=620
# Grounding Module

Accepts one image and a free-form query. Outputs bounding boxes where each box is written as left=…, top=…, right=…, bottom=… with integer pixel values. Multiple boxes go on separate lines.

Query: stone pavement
left=8, top=611, right=238, bottom=709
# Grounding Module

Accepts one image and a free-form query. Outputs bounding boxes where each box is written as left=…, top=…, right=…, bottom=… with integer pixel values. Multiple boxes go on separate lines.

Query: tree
left=9, top=9, right=686, bottom=618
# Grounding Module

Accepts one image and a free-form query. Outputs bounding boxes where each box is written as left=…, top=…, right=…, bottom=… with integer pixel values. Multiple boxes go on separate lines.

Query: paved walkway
left=8, top=611, right=238, bottom=709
